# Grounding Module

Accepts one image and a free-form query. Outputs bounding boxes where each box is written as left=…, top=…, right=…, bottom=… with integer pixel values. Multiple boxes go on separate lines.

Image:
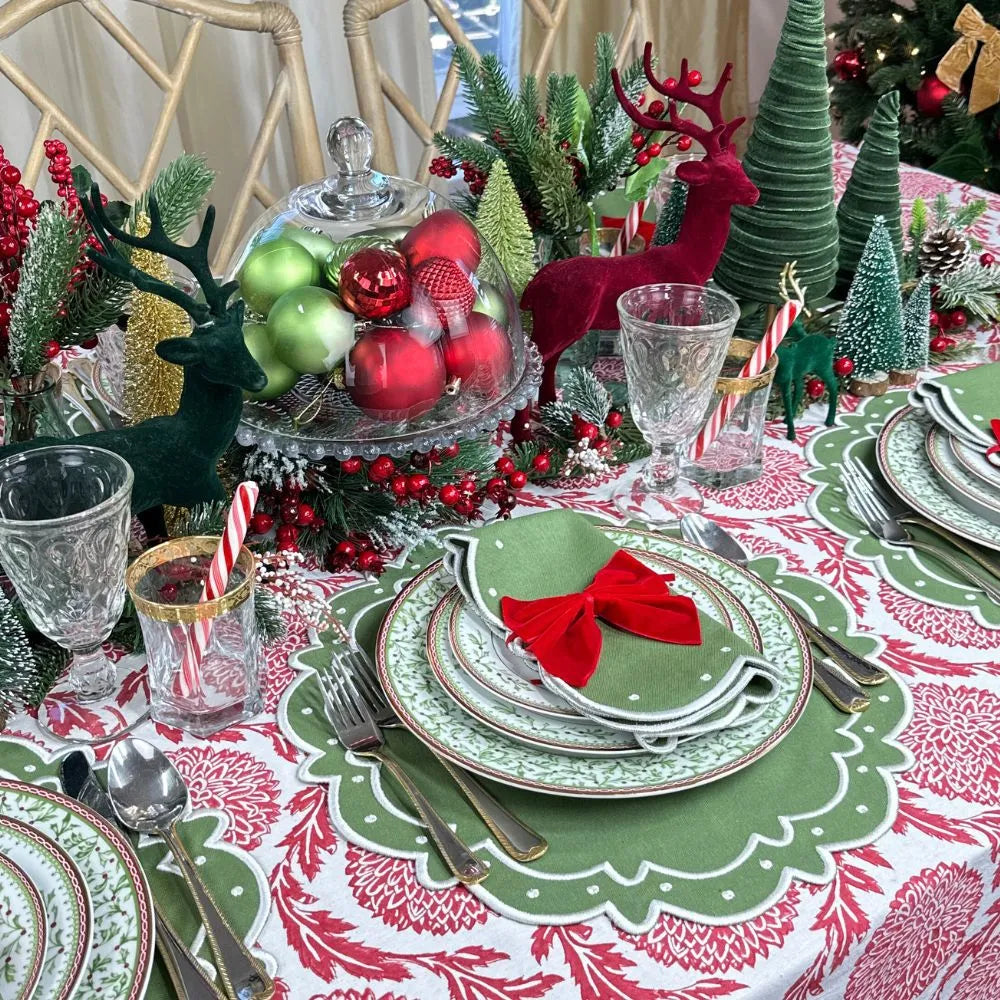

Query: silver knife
left=59, top=752, right=226, bottom=1000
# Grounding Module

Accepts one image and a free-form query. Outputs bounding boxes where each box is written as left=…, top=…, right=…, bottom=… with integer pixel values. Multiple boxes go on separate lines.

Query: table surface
left=8, top=143, right=1000, bottom=1000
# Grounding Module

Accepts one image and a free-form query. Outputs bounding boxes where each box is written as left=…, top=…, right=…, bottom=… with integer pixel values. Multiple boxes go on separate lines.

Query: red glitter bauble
left=411, top=257, right=476, bottom=333
left=400, top=209, right=481, bottom=272
left=347, top=325, right=447, bottom=420
left=391, top=474, right=409, bottom=497
left=339, top=247, right=411, bottom=319
left=440, top=314, right=513, bottom=393
left=805, top=377, right=825, bottom=400
left=833, top=356, right=855, bottom=377
left=916, top=74, right=951, bottom=117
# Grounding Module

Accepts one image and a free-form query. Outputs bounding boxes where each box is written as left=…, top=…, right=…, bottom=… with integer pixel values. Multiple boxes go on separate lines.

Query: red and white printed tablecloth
left=17, top=144, right=1000, bottom=1000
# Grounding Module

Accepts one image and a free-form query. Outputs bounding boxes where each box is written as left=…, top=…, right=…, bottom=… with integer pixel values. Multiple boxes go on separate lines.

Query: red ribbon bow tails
left=500, top=550, right=703, bottom=688
left=987, top=419, right=1000, bottom=458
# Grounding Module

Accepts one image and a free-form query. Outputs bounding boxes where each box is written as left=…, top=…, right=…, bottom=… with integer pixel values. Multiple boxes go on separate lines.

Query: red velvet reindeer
left=519, top=45, right=759, bottom=417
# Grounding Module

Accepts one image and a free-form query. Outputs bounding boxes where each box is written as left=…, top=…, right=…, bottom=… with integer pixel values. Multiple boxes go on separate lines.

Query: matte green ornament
left=321, top=235, right=393, bottom=292
left=268, top=286, right=355, bottom=375
left=836, top=91, right=903, bottom=290
left=239, top=238, right=319, bottom=316
left=714, top=0, right=839, bottom=303
left=282, top=226, right=337, bottom=266
left=472, top=281, right=510, bottom=326
left=242, top=322, right=299, bottom=400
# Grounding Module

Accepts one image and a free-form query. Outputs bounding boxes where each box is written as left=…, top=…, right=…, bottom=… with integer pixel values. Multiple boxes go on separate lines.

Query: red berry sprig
left=429, top=156, right=458, bottom=179
left=460, top=161, right=488, bottom=197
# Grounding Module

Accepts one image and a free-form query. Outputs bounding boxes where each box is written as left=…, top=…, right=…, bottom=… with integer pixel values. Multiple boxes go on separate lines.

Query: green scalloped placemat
left=804, top=390, right=1000, bottom=628
left=282, top=528, right=912, bottom=933
left=0, top=737, right=272, bottom=1000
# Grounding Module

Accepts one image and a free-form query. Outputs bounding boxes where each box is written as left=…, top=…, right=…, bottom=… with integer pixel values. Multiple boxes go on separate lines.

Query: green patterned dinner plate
left=0, top=780, right=155, bottom=1000
left=878, top=406, right=1000, bottom=551
left=949, top=431, right=1000, bottom=492
left=926, top=424, right=1000, bottom=525
left=0, top=851, right=48, bottom=1000
left=0, top=816, right=91, bottom=1000
left=377, top=532, right=811, bottom=798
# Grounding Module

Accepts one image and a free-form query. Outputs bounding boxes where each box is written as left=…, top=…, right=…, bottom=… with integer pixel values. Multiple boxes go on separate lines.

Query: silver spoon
left=107, top=738, right=275, bottom=1000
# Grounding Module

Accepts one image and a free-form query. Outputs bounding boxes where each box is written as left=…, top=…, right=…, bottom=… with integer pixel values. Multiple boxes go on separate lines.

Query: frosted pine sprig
left=8, top=203, right=83, bottom=378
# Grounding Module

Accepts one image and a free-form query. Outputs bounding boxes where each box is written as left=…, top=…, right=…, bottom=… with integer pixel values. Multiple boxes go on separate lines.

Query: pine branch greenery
left=8, top=203, right=83, bottom=378
left=57, top=267, right=130, bottom=346
left=474, top=161, right=536, bottom=295
left=935, top=263, right=1000, bottom=320
left=131, top=153, right=216, bottom=239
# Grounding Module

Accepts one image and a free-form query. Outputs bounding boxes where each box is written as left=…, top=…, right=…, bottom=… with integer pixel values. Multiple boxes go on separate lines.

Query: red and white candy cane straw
left=613, top=199, right=646, bottom=256
left=689, top=299, right=801, bottom=461
left=177, top=481, right=260, bottom=697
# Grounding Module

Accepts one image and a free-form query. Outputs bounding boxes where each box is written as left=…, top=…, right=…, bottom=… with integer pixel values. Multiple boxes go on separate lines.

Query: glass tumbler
left=127, top=536, right=263, bottom=736
left=685, top=338, right=778, bottom=489
left=0, top=444, right=137, bottom=742
left=614, top=283, right=738, bottom=523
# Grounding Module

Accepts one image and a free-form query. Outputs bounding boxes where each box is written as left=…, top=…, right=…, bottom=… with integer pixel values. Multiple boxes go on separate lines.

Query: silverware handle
left=164, top=826, right=275, bottom=1000
left=366, top=749, right=489, bottom=885
left=156, top=908, right=227, bottom=1000
left=812, top=660, right=871, bottom=713
left=433, top=755, right=547, bottom=862
left=901, top=515, right=1000, bottom=581
left=798, top=617, right=888, bottom=687
left=900, top=538, right=1000, bottom=604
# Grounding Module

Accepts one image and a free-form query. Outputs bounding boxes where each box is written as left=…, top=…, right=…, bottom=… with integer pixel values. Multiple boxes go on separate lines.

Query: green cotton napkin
left=912, top=362, right=1000, bottom=453
left=444, top=511, right=780, bottom=730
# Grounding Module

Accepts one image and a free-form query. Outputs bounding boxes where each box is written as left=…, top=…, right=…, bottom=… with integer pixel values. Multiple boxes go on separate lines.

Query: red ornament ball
left=981, top=251, right=996, bottom=267
left=664, top=77, right=678, bottom=91
left=341, top=456, right=363, bottom=475
left=916, top=74, right=951, bottom=117
left=339, top=247, right=411, bottom=319
left=440, top=483, right=460, bottom=506
left=805, top=377, right=825, bottom=400
left=930, top=334, right=952, bottom=353
left=368, top=455, right=396, bottom=482
left=832, top=49, right=865, bottom=81
left=605, top=409, right=623, bottom=429
left=531, top=452, right=551, bottom=474
left=441, top=314, right=513, bottom=393
left=676, top=135, right=693, bottom=152
left=296, top=503, right=316, bottom=527
left=411, top=257, right=476, bottom=333
left=459, top=477, right=477, bottom=494
left=250, top=512, right=274, bottom=535
left=833, top=356, right=855, bottom=377
left=400, top=209, right=481, bottom=272
left=686, top=69, right=703, bottom=86
left=347, top=325, right=447, bottom=420
left=509, top=470, right=528, bottom=490
left=495, top=456, right=515, bottom=476
left=949, top=309, right=968, bottom=329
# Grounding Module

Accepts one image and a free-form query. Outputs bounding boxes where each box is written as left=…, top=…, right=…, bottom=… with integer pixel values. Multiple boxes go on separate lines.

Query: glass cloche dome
left=228, top=117, right=541, bottom=461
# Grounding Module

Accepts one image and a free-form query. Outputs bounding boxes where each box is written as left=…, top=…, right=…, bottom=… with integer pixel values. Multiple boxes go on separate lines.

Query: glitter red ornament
left=411, top=257, right=476, bottom=333
left=338, top=247, right=411, bottom=319
left=833, top=356, right=855, bottom=377
left=347, top=325, right=447, bottom=420
left=400, top=209, right=482, bottom=272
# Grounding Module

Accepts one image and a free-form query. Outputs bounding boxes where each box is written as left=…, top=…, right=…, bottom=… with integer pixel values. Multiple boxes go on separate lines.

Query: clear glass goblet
left=614, top=283, right=738, bottom=524
left=0, top=445, right=141, bottom=743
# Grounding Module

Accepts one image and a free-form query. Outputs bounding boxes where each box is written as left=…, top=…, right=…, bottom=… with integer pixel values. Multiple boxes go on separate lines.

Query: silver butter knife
left=59, top=752, right=226, bottom=1000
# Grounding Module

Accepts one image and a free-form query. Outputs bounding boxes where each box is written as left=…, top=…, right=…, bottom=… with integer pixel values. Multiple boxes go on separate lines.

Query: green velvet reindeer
left=775, top=317, right=838, bottom=440
left=0, top=186, right=267, bottom=514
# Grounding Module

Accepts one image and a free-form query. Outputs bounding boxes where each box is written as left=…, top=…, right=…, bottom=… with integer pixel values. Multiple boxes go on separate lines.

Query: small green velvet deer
left=774, top=318, right=839, bottom=441
left=0, top=186, right=266, bottom=513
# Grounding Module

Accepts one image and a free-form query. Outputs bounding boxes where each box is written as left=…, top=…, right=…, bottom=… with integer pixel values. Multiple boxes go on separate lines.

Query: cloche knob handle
left=321, top=117, right=390, bottom=217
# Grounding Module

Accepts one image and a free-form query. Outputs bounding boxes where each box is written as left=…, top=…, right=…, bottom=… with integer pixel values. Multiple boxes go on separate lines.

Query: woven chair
left=344, top=0, right=653, bottom=183
left=0, top=0, right=325, bottom=268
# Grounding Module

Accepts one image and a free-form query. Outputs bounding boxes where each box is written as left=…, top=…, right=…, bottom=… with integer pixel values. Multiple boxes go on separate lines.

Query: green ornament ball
left=268, top=286, right=356, bottom=375
left=242, top=323, right=299, bottom=401
left=357, top=225, right=411, bottom=243
left=282, top=226, right=336, bottom=266
left=472, top=282, right=510, bottom=326
left=239, top=238, right=319, bottom=316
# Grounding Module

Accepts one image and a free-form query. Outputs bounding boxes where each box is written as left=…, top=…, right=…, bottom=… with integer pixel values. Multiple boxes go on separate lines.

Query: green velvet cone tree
left=900, top=275, right=931, bottom=371
left=714, top=0, right=839, bottom=304
left=836, top=216, right=904, bottom=381
left=475, top=160, right=536, bottom=296
left=836, top=90, right=903, bottom=290
left=651, top=180, right=688, bottom=247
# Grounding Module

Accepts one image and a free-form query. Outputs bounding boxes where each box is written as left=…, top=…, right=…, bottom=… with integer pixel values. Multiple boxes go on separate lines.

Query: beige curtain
left=0, top=0, right=436, bottom=240
left=521, top=0, right=750, bottom=142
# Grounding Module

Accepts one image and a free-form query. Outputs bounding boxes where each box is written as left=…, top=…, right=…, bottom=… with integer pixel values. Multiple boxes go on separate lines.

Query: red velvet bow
left=987, top=419, right=1000, bottom=457
left=500, top=550, right=702, bottom=688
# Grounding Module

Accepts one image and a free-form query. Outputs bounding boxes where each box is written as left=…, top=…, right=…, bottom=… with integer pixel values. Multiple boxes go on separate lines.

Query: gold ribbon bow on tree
left=938, top=4, right=1000, bottom=115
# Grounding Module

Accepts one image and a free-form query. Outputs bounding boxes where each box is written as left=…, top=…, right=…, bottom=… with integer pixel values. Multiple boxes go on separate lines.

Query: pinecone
left=919, top=227, right=969, bottom=277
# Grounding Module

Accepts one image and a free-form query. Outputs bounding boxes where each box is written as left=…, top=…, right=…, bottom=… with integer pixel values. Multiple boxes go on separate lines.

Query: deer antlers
left=80, top=184, right=240, bottom=326
left=611, top=42, right=745, bottom=157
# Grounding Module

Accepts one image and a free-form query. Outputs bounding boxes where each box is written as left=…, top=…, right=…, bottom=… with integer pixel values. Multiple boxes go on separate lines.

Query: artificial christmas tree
left=836, top=90, right=903, bottom=289
left=836, top=215, right=904, bottom=394
left=474, top=161, right=536, bottom=296
left=897, top=275, right=932, bottom=377
left=715, top=0, right=839, bottom=303
left=651, top=180, right=688, bottom=246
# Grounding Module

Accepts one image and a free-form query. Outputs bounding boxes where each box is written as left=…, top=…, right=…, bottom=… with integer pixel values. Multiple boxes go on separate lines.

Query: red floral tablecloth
left=12, top=144, right=1000, bottom=1000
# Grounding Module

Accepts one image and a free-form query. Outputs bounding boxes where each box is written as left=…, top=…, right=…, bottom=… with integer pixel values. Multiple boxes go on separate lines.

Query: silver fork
left=340, top=648, right=548, bottom=862
left=842, top=458, right=1000, bottom=604
left=843, top=455, right=1000, bottom=581
left=317, top=667, right=490, bottom=885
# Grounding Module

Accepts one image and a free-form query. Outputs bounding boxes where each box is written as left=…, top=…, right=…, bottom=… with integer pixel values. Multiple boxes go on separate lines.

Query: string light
left=910, top=47, right=920, bottom=56
left=892, top=12, right=903, bottom=22
left=876, top=49, right=887, bottom=62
